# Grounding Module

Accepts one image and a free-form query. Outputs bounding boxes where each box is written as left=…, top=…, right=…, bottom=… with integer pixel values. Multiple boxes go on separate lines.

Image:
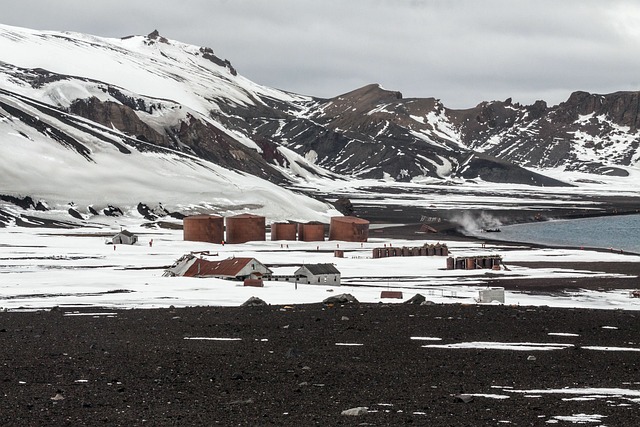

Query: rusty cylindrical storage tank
left=225, top=214, right=266, bottom=244
left=271, top=222, right=297, bottom=241
left=329, top=216, right=370, bottom=242
left=298, top=222, right=325, bottom=242
left=183, top=214, right=224, bottom=243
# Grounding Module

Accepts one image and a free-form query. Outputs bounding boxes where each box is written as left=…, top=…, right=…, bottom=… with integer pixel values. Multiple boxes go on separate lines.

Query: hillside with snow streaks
left=1, top=23, right=640, bottom=226
left=0, top=89, right=337, bottom=224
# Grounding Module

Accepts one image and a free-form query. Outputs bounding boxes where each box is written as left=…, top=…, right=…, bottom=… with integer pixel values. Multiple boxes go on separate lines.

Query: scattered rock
left=527, top=355, right=537, bottom=361
left=454, top=394, right=474, bottom=403
left=103, top=205, right=123, bottom=217
left=341, top=316, right=350, bottom=321
left=50, top=393, right=65, bottom=401
left=286, top=348, right=302, bottom=358
left=241, top=297, right=268, bottom=307
left=341, top=406, right=368, bottom=416
left=405, top=294, right=426, bottom=304
left=333, top=197, right=355, bottom=216
left=68, top=208, right=84, bottom=220
left=323, top=293, right=359, bottom=305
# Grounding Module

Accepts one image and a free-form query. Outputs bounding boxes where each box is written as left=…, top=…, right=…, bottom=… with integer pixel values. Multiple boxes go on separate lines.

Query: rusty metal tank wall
left=225, top=214, right=266, bottom=244
left=329, top=216, right=370, bottom=242
left=183, top=215, right=224, bottom=243
left=298, top=222, right=325, bottom=241
left=271, top=223, right=297, bottom=241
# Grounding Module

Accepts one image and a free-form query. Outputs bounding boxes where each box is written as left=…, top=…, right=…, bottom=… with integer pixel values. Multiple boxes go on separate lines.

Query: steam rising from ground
left=452, top=211, right=503, bottom=234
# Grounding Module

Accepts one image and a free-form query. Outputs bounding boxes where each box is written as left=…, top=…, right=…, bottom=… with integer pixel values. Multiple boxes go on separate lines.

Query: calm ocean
left=485, top=214, right=640, bottom=254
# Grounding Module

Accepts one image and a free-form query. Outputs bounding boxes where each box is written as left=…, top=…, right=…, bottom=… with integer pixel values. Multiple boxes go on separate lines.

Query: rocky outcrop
left=69, top=97, right=172, bottom=148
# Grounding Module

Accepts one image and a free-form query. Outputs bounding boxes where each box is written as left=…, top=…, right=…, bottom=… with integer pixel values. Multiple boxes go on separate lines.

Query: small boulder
left=323, top=293, right=359, bottom=305
left=241, top=297, right=268, bottom=307
left=341, top=406, right=368, bottom=416
left=454, top=394, right=474, bottom=403
left=405, top=293, right=426, bottom=304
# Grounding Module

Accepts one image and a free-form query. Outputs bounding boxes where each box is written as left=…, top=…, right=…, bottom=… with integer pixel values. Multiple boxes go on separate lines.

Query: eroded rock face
left=69, top=98, right=171, bottom=149
left=68, top=97, right=288, bottom=184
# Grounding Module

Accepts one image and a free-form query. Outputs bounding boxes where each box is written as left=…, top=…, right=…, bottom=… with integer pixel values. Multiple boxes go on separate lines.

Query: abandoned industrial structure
left=295, top=264, right=341, bottom=285
left=297, top=222, right=326, bottom=242
left=267, top=263, right=342, bottom=286
left=329, top=216, right=370, bottom=242
left=164, top=255, right=272, bottom=282
left=372, top=243, right=448, bottom=258
left=108, top=230, right=138, bottom=245
left=183, top=215, right=224, bottom=243
left=182, top=214, right=370, bottom=244
left=225, top=214, right=266, bottom=244
left=446, top=255, right=504, bottom=270
left=270, top=222, right=297, bottom=241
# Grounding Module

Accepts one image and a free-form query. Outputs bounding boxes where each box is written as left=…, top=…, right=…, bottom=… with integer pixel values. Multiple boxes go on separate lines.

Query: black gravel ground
left=1, top=303, right=639, bottom=426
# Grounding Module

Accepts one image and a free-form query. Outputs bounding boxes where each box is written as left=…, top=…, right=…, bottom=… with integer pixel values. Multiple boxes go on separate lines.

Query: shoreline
left=369, top=206, right=640, bottom=255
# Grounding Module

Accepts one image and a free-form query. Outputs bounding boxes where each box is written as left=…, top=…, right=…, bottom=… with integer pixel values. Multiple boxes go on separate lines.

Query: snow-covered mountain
left=1, top=24, right=639, bottom=226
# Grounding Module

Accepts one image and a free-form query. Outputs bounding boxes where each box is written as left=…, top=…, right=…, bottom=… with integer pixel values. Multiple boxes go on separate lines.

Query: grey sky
left=4, top=0, right=640, bottom=108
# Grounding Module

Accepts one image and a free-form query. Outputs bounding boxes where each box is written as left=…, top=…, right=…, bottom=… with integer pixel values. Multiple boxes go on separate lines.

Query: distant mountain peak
left=0, top=23, right=639, bottom=222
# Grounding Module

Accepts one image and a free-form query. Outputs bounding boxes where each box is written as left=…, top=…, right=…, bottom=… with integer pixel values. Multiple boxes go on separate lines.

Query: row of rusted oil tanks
left=183, top=214, right=370, bottom=244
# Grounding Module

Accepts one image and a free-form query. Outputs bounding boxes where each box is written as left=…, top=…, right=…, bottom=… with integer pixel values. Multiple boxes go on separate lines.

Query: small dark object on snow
left=241, top=296, right=268, bottom=307
left=404, top=294, right=426, bottom=304
left=323, top=293, right=359, bottom=305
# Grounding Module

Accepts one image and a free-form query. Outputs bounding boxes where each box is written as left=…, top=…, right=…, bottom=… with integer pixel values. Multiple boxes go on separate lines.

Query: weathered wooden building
left=294, top=264, right=341, bottom=286
left=109, top=230, right=138, bottom=245
left=164, top=255, right=272, bottom=281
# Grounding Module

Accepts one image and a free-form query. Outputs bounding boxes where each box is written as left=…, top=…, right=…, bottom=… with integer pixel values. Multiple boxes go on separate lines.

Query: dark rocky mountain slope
left=1, top=24, right=639, bottom=211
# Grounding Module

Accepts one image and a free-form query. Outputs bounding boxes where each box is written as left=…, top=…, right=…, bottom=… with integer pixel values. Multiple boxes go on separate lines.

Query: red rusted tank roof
left=331, top=216, right=369, bottom=224
left=184, top=214, right=223, bottom=219
left=184, top=257, right=255, bottom=277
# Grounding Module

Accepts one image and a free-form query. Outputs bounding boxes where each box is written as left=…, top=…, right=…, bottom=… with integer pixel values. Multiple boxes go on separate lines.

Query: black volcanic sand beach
left=1, top=304, right=639, bottom=426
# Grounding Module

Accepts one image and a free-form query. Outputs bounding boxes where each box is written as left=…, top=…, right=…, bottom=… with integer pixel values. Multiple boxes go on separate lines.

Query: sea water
left=485, top=214, right=640, bottom=253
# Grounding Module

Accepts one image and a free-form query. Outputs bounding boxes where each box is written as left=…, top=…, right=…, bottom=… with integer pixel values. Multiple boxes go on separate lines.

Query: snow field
left=0, top=224, right=638, bottom=311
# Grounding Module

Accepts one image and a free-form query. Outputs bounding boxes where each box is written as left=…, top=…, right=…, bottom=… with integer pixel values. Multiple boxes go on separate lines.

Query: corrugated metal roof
left=184, top=257, right=256, bottom=278
left=297, top=264, right=340, bottom=275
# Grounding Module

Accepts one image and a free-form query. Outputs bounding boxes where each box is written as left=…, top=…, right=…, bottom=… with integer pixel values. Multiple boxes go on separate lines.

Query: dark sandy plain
left=1, top=194, right=640, bottom=426
left=1, top=303, right=639, bottom=426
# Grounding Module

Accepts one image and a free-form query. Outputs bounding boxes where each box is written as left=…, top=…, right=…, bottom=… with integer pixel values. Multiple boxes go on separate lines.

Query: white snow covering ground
left=0, top=223, right=638, bottom=311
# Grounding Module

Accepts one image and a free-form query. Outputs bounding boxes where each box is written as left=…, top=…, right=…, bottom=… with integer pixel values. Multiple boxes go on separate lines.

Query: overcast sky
left=4, top=0, right=640, bottom=108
